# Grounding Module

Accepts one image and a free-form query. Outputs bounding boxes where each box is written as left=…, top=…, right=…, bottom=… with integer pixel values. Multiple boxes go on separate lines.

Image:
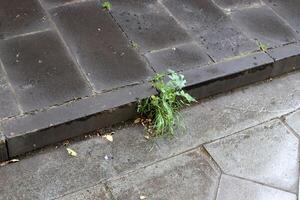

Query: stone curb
left=1, top=43, right=300, bottom=160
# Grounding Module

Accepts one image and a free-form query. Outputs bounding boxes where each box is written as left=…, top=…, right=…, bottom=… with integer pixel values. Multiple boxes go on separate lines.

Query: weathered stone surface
left=267, top=43, right=300, bottom=77
left=213, top=0, right=261, bottom=9
left=3, top=83, right=155, bottom=157
left=205, top=120, right=299, bottom=193
left=0, top=30, right=91, bottom=112
left=57, top=184, right=112, bottom=200
left=0, top=66, right=20, bottom=119
left=0, top=133, right=8, bottom=161
left=216, top=175, right=297, bottom=200
left=145, top=42, right=211, bottom=72
left=108, top=147, right=221, bottom=200
left=161, top=0, right=257, bottom=61
left=0, top=0, right=49, bottom=39
left=231, top=6, right=299, bottom=48
left=263, top=0, right=300, bottom=33
left=51, top=1, right=153, bottom=92
left=285, top=110, right=300, bottom=136
left=110, top=0, right=191, bottom=52
left=0, top=137, right=115, bottom=200
left=183, top=52, right=273, bottom=99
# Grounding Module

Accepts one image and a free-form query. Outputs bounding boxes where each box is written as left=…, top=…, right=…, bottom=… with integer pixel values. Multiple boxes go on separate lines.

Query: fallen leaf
left=66, top=148, right=77, bottom=157
left=144, top=135, right=150, bottom=140
left=102, top=134, right=113, bottom=142
left=140, top=195, right=147, bottom=199
left=134, top=118, right=141, bottom=124
left=0, top=159, right=20, bottom=167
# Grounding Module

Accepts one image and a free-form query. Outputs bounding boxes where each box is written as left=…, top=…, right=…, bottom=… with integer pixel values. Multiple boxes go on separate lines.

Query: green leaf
left=102, top=1, right=112, bottom=10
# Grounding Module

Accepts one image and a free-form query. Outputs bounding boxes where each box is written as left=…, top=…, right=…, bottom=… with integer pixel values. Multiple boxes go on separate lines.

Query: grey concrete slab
left=216, top=175, right=297, bottom=200
left=57, top=184, right=112, bottom=200
left=0, top=137, right=115, bottom=200
left=285, top=110, right=300, bottom=136
left=263, top=0, right=300, bottom=33
left=107, top=147, right=221, bottom=200
left=50, top=1, right=153, bottom=92
left=213, top=0, right=261, bottom=9
left=161, top=0, right=257, bottom=61
left=0, top=66, right=20, bottom=119
left=0, top=0, right=49, bottom=39
left=267, top=44, right=300, bottom=77
left=110, top=0, right=191, bottom=52
left=145, top=42, right=211, bottom=72
left=0, top=123, right=163, bottom=199
left=205, top=120, right=299, bottom=193
left=231, top=6, right=299, bottom=48
left=0, top=133, right=8, bottom=161
left=0, top=30, right=91, bottom=112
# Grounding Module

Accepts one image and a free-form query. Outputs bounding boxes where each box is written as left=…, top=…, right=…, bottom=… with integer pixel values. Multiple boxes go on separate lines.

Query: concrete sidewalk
left=1, top=0, right=300, bottom=159
left=0, top=71, right=299, bottom=200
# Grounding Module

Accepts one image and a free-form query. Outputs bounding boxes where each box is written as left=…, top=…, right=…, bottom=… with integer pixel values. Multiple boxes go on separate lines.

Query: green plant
left=102, top=1, right=112, bottom=10
left=257, top=41, right=268, bottom=52
left=137, top=70, right=196, bottom=136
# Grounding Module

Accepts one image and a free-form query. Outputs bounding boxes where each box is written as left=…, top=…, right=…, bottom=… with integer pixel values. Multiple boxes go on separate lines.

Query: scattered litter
left=104, top=155, right=113, bottom=160
left=102, top=134, right=113, bottom=142
left=38, top=59, right=43, bottom=64
left=0, top=159, right=20, bottom=167
left=172, top=47, right=176, bottom=51
left=66, top=148, right=77, bottom=157
left=140, top=195, right=147, bottom=199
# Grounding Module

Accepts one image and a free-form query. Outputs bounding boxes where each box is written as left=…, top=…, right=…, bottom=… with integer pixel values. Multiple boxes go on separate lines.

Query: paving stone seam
left=45, top=0, right=96, bottom=10
left=0, top=58, right=23, bottom=115
left=280, top=118, right=300, bottom=198
left=263, top=3, right=300, bottom=38
left=202, top=117, right=297, bottom=152
left=38, top=0, right=97, bottom=94
left=0, top=81, right=148, bottom=125
left=1, top=28, right=53, bottom=41
left=223, top=173, right=297, bottom=195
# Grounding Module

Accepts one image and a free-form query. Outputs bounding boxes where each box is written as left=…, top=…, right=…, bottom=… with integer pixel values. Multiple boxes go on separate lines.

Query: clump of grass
left=137, top=70, right=196, bottom=137
left=102, top=1, right=112, bottom=10
left=257, top=41, right=268, bottom=52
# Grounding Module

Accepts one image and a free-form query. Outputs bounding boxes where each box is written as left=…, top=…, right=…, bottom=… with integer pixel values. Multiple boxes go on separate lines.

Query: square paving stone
left=109, top=0, right=191, bottom=52
left=213, top=0, right=261, bottom=9
left=107, top=147, right=221, bottom=200
left=0, top=65, right=20, bottom=119
left=285, top=110, right=300, bottom=136
left=50, top=1, right=153, bottom=92
left=0, top=0, right=49, bottom=39
left=57, top=184, right=112, bottom=200
left=205, top=119, right=299, bottom=193
left=161, top=0, right=257, bottom=61
left=145, top=42, right=211, bottom=72
left=0, top=30, right=91, bottom=112
left=263, top=0, right=300, bottom=33
left=216, top=175, right=297, bottom=200
left=231, top=6, right=299, bottom=48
